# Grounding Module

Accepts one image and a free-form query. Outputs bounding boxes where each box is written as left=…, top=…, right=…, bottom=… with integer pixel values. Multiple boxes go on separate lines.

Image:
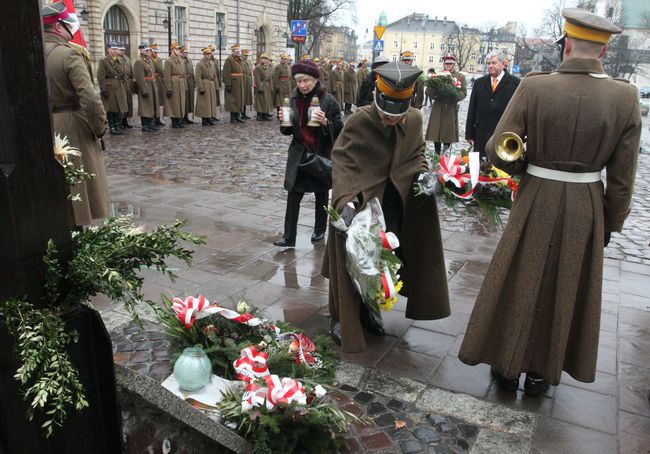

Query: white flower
left=53, top=133, right=80, bottom=164
left=314, top=384, right=327, bottom=398
left=237, top=300, right=251, bottom=314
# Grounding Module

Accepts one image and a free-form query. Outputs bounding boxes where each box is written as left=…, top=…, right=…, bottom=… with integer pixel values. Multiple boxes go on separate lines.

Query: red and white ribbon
left=265, top=374, right=307, bottom=409
left=282, top=332, right=318, bottom=366
left=234, top=346, right=270, bottom=383
left=436, top=152, right=483, bottom=200
left=171, top=295, right=279, bottom=333
left=380, top=268, right=396, bottom=300
left=379, top=230, right=400, bottom=250
left=241, top=382, right=267, bottom=412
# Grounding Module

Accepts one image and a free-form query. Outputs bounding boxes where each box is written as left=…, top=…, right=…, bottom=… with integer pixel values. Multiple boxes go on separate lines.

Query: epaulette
left=67, top=41, right=91, bottom=61
left=523, top=71, right=549, bottom=78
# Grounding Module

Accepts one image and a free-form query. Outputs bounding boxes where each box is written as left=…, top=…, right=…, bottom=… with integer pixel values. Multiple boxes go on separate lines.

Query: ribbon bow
left=265, top=374, right=307, bottom=409
left=241, top=383, right=267, bottom=412
left=234, top=346, right=270, bottom=383
left=436, top=153, right=480, bottom=199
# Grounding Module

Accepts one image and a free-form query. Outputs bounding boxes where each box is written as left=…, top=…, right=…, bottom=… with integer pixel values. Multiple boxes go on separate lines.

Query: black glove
left=341, top=204, right=356, bottom=227
left=199, top=88, right=205, bottom=94
left=141, top=92, right=148, bottom=97
left=604, top=231, right=612, bottom=247
left=166, top=90, right=172, bottom=98
left=225, top=85, right=232, bottom=92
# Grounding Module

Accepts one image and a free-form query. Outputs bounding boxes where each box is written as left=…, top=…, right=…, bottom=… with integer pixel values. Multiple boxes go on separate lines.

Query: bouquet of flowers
left=325, top=198, right=404, bottom=313
left=423, top=71, right=463, bottom=102
left=415, top=147, right=519, bottom=226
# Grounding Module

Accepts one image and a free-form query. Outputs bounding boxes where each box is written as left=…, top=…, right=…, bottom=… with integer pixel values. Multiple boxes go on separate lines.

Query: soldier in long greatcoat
left=273, top=54, right=292, bottom=118
left=331, top=61, right=345, bottom=112
left=163, top=42, right=188, bottom=128
left=223, top=44, right=246, bottom=123
left=117, top=44, right=134, bottom=128
left=132, top=43, right=159, bottom=132
left=42, top=2, right=109, bottom=226
left=194, top=46, right=219, bottom=126
left=253, top=54, right=273, bottom=120
left=458, top=8, right=641, bottom=396
left=150, top=44, right=166, bottom=125
left=318, top=58, right=330, bottom=92
left=343, top=62, right=358, bottom=114
left=322, top=61, right=450, bottom=353
left=425, top=53, right=467, bottom=153
left=97, top=42, right=128, bottom=134
left=181, top=47, right=196, bottom=124
left=241, top=50, right=254, bottom=119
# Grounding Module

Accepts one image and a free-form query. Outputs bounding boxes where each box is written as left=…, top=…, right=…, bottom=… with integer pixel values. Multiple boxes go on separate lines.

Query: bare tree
left=452, top=28, right=481, bottom=72
left=287, top=0, right=356, bottom=54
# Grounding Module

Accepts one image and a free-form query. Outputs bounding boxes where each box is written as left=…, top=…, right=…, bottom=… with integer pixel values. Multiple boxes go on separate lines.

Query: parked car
left=640, top=102, right=649, bottom=117
left=640, top=86, right=650, bottom=98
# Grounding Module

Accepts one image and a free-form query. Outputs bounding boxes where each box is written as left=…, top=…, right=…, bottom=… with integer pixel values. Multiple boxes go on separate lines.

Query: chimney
left=443, top=16, right=447, bottom=25
left=434, top=16, right=438, bottom=23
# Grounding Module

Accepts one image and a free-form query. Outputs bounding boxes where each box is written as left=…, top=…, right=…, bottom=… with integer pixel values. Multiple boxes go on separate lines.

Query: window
left=470, top=65, right=475, bottom=72
left=391, top=54, right=398, bottom=61
left=449, top=45, right=456, bottom=53
left=393, top=40, right=399, bottom=48
left=429, top=42, right=435, bottom=50
left=103, top=5, right=130, bottom=54
left=175, top=6, right=187, bottom=45
left=470, top=53, right=476, bottom=60
left=440, top=43, right=445, bottom=51
left=412, top=41, right=418, bottom=49
left=428, top=55, right=435, bottom=63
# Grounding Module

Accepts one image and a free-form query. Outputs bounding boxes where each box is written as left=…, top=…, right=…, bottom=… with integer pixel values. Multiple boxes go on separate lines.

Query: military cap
left=138, top=42, right=151, bottom=51
left=302, top=54, right=311, bottom=60
left=107, top=42, right=121, bottom=49
left=42, top=2, right=76, bottom=26
left=558, top=7, right=622, bottom=45
left=313, top=57, right=320, bottom=63
left=373, top=61, right=422, bottom=116
left=201, top=46, right=213, bottom=54
left=400, top=51, right=415, bottom=61
left=170, top=42, right=182, bottom=50
left=259, top=53, right=269, bottom=59
left=149, top=43, right=159, bottom=50
left=371, top=55, right=389, bottom=70
left=181, top=45, right=188, bottom=52
left=443, top=53, right=457, bottom=63
left=230, top=44, right=241, bottom=51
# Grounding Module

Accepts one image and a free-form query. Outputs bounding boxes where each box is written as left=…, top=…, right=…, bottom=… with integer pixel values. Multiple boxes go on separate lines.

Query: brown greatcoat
left=183, top=56, right=195, bottom=115
left=331, top=68, right=345, bottom=109
left=45, top=33, right=109, bottom=226
left=458, top=58, right=641, bottom=385
left=425, top=70, right=467, bottom=142
left=322, top=104, right=451, bottom=352
left=121, top=55, right=134, bottom=117
left=242, top=59, right=254, bottom=107
left=356, top=66, right=368, bottom=87
left=254, top=63, right=273, bottom=114
left=319, top=64, right=330, bottom=91
left=273, top=63, right=292, bottom=107
left=163, top=54, right=187, bottom=118
left=194, top=57, right=219, bottom=118
left=412, top=72, right=424, bottom=109
left=96, top=55, right=128, bottom=113
left=344, top=67, right=358, bottom=104
left=152, top=56, right=165, bottom=108
left=223, top=54, right=245, bottom=112
left=133, top=55, right=159, bottom=118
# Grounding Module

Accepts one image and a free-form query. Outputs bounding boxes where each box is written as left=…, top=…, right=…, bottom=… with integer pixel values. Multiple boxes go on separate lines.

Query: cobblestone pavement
left=103, top=94, right=650, bottom=263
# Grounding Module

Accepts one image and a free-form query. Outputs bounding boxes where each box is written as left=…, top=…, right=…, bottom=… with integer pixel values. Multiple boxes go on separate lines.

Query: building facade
left=68, top=0, right=289, bottom=67
left=316, top=26, right=358, bottom=62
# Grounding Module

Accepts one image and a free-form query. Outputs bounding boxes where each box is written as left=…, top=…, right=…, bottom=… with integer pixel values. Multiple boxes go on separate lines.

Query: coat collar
left=369, top=103, right=408, bottom=136
left=44, top=33, right=68, bottom=45
left=554, top=58, right=605, bottom=75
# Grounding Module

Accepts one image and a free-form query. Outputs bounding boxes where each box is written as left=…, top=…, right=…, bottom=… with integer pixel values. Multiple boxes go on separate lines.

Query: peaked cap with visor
left=373, top=61, right=422, bottom=116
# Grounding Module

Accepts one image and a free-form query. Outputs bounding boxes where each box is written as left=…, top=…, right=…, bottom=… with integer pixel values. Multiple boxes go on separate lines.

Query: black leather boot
left=171, top=117, right=184, bottom=128
left=241, top=107, right=251, bottom=119
left=183, top=115, right=195, bottom=124
left=141, top=117, right=155, bottom=132
left=109, top=113, right=123, bottom=135
left=524, top=372, right=550, bottom=397
left=154, top=117, right=165, bottom=126
left=360, top=304, right=385, bottom=336
left=122, top=117, right=133, bottom=128
left=230, top=113, right=238, bottom=124
left=491, top=367, right=520, bottom=392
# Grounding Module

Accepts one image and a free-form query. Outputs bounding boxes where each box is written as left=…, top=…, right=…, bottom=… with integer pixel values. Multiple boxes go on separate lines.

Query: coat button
left=531, top=338, right=536, bottom=343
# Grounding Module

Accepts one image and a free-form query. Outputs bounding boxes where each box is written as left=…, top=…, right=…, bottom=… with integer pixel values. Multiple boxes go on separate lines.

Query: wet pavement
left=95, top=95, right=650, bottom=453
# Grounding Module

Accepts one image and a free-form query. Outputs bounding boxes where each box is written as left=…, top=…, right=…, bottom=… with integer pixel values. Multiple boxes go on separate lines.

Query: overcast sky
left=345, top=0, right=562, bottom=43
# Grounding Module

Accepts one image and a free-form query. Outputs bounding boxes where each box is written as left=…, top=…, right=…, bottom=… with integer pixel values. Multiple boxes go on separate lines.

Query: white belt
left=527, top=163, right=601, bottom=183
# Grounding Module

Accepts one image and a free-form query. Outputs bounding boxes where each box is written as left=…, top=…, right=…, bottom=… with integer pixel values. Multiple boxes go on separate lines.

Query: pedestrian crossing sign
left=373, top=39, right=384, bottom=52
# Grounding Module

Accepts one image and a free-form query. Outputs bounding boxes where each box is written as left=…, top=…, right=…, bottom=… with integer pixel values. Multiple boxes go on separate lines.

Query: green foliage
left=62, top=162, right=95, bottom=201
left=423, top=75, right=464, bottom=102
left=218, top=387, right=362, bottom=453
left=0, top=299, right=88, bottom=438
left=1, top=216, right=204, bottom=437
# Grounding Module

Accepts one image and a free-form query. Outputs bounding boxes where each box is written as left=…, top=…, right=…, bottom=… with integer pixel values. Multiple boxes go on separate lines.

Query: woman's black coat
left=281, top=84, right=343, bottom=193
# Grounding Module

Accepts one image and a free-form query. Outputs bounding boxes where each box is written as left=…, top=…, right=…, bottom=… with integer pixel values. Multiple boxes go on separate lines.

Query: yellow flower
left=53, top=133, right=80, bottom=164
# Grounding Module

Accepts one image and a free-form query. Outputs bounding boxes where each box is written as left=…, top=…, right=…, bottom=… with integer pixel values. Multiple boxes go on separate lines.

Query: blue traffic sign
left=511, top=64, right=520, bottom=73
left=290, top=20, right=308, bottom=36
left=373, top=39, right=384, bottom=52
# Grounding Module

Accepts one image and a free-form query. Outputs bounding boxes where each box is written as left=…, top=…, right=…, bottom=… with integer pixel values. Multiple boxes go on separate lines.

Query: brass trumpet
left=495, top=132, right=525, bottom=162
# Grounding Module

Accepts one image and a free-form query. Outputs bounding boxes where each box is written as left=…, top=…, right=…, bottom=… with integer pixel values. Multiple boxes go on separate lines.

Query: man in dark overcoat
left=97, top=42, right=128, bottom=135
left=465, top=51, right=520, bottom=160
left=117, top=43, right=134, bottom=129
left=132, top=43, right=159, bottom=132
left=458, top=8, right=641, bottom=396
left=322, top=61, right=450, bottom=353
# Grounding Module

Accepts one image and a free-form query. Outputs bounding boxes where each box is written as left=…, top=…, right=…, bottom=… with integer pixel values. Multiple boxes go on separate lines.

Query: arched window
left=255, top=27, right=266, bottom=58
left=104, top=5, right=129, bottom=54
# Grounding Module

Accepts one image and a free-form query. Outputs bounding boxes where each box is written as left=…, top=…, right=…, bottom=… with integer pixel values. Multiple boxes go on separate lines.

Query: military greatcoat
left=96, top=55, right=128, bottom=113
left=133, top=55, right=159, bottom=118
left=183, top=56, right=195, bottom=115
left=356, top=66, right=368, bottom=88
left=163, top=54, right=187, bottom=118
left=242, top=59, right=254, bottom=107
left=45, top=34, right=109, bottom=226
left=273, top=63, right=292, bottom=107
left=223, top=54, right=245, bottom=113
left=121, top=55, right=134, bottom=117
left=458, top=58, right=641, bottom=385
left=331, top=68, right=345, bottom=109
left=152, top=56, right=165, bottom=108
left=344, top=67, right=358, bottom=104
left=319, top=64, right=330, bottom=91
left=254, top=63, right=273, bottom=114
left=322, top=105, right=451, bottom=352
left=194, top=57, right=219, bottom=119
left=425, top=70, right=467, bottom=143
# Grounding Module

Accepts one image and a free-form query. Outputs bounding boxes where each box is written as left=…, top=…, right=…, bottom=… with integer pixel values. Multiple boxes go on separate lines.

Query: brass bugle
left=495, top=131, right=525, bottom=162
